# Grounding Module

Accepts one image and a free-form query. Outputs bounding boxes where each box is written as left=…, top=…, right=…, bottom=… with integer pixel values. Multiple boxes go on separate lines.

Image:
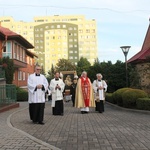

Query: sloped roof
left=128, top=24, right=150, bottom=63
left=128, top=48, right=150, bottom=63
left=0, top=26, right=34, bottom=49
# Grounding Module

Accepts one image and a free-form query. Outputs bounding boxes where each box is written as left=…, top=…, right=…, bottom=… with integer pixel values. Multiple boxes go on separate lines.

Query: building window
left=86, top=29, right=90, bottom=33
left=63, top=25, right=66, bottom=28
left=79, top=29, right=83, bottom=33
left=69, top=39, right=73, bottom=42
left=69, top=27, right=73, bottom=30
left=23, top=50, right=25, bottom=62
left=69, top=33, right=73, bottom=36
left=69, top=56, right=73, bottom=59
left=23, top=72, right=25, bottom=81
left=20, top=47, right=23, bottom=61
left=57, top=25, right=60, bottom=28
left=2, top=41, right=12, bottom=58
left=30, top=58, right=32, bottom=66
left=13, top=73, right=15, bottom=80
left=69, top=44, right=73, bottom=48
left=18, top=71, right=22, bottom=80
left=92, top=29, right=95, bottom=33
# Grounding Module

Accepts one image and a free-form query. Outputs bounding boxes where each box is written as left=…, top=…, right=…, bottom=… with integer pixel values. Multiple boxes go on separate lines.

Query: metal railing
left=0, top=84, right=16, bottom=105
left=0, top=70, right=5, bottom=79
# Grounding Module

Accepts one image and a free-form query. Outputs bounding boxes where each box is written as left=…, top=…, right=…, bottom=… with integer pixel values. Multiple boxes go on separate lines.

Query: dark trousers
left=52, top=100, right=64, bottom=115
left=29, top=103, right=45, bottom=122
left=72, top=96, right=75, bottom=107
left=95, top=100, right=104, bottom=113
left=29, top=103, right=34, bottom=120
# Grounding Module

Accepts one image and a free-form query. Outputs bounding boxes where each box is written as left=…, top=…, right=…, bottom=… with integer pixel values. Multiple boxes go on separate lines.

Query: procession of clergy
left=27, top=65, right=107, bottom=125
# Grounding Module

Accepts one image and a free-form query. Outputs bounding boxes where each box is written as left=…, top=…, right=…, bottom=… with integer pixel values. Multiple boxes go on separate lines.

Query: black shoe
left=33, top=121, right=37, bottom=124
left=81, top=111, right=85, bottom=114
left=38, top=122, right=45, bottom=125
left=84, top=111, right=89, bottom=114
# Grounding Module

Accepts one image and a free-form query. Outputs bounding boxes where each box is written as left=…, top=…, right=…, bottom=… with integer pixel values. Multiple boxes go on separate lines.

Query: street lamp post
left=120, top=46, right=131, bottom=87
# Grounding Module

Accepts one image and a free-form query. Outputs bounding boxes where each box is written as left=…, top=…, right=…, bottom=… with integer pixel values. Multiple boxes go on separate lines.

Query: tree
left=55, top=58, right=76, bottom=71
left=46, top=64, right=55, bottom=83
left=76, top=57, right=91, bottom=76
left=0, top=57, right=15, bottom=84
left=40, top=65, right=46, bottom=76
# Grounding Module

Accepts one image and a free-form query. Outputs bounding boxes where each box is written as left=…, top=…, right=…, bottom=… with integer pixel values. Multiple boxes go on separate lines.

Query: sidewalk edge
left=7, top=106, right=61, bottom=150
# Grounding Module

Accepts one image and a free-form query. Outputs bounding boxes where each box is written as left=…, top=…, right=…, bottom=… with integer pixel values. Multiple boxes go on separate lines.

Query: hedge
left=112, top=88, right=132, bottom=106
left=136, top=98, right=150, bottom=110
left=16, top=87, right=28, bottom=101
left=105, top=93, right=113, bottom=103
left=122, top=89, right=148, bottom=108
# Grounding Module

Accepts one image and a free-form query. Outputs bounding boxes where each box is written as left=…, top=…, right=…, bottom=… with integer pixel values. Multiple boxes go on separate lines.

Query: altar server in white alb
left=28, top=65, right=48, bottom=125
left=50, top=72, right=65, bottom=116
left=93, top=73, right=107, bottom=113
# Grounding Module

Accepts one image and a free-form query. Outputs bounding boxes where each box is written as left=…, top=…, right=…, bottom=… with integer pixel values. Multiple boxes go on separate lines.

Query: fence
left=0, top=84, right=16, bottom=105
left=0, top=70, right=5, bottom=79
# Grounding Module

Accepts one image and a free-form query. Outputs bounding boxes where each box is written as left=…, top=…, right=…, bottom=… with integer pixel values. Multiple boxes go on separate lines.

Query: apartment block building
left=0, top=15, right=98, bottom=73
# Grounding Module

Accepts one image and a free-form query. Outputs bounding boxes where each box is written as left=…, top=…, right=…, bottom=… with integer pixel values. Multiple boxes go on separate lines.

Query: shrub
left=16, top=87, right=28, bottom=101
left=122, top=89, right=148, bottom=108
left=112, top=88, right=132, bottom=106
left=136, top=98, right=150, bottom=110
left=105, top=93, right=113, bottom=103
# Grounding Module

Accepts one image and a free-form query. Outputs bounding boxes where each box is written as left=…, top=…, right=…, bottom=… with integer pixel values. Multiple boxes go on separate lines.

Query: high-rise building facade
left=0, top=15, right=98, bottom=73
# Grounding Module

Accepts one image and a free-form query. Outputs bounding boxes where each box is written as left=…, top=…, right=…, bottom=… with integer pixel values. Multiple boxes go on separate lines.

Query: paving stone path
left=10, top=101, right=150, bottom=150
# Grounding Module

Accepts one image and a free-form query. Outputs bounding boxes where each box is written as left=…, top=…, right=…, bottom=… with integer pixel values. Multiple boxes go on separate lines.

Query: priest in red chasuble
left=75, top=71, right=95, bottom=114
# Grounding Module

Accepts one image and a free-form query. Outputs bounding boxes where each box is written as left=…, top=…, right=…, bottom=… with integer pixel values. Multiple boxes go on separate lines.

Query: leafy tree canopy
left=76, top=57, right=91, bottom=76
left=55, top=58, right=76, bottom=71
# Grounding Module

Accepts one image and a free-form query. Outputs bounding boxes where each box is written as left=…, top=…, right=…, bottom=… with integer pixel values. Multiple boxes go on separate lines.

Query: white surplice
left=93, top=80, right=107, bottom=100
left=28, top=73, right=48, bottom=103
left=50, top=78, right=65, bottom=107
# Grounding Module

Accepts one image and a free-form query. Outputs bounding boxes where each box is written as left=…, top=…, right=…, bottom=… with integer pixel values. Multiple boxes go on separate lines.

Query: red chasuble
left=81, top=77, right=91, bottom=107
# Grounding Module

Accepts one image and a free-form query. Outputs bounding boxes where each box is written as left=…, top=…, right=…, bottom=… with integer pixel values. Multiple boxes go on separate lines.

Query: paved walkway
left=0, top=101, right=150, bottom=150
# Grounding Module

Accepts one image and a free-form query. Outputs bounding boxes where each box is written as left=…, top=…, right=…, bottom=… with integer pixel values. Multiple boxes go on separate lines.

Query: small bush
left=105, top=93, right=113, bottom=103
left=112, top=88, right=132, bottom=106
left=136, top=98, right=150, bottom=110
left=122, top=89, right=148, bottom=108
left=16, top=87, right=28, bottom=101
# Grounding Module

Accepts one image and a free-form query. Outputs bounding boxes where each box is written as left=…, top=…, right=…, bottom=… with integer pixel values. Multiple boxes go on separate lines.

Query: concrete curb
left=106, top=101, right=150, bottom=114
left=7, top=106, right=61, bottom=150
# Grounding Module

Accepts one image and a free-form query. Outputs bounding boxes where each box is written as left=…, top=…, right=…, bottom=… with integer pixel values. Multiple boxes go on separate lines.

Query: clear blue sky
left=0, top=0, right=150, bottom=63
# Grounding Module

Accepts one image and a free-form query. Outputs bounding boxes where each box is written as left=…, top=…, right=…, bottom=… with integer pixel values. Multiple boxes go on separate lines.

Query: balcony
left=13, top=59, right=27, bottom=68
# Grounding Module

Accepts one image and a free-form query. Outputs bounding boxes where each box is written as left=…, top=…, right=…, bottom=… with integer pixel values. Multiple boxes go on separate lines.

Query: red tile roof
left=128, top=48, right=150, bottom=63
left=0, top=26, right=18, bottom=36
left=128, top=24, right=150, bottom=63
left=0, top=26, right=34, bottom=49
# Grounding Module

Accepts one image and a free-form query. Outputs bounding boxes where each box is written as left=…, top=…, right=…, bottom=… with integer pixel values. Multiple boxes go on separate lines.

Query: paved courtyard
left=0, top=101, right=150, bottom=150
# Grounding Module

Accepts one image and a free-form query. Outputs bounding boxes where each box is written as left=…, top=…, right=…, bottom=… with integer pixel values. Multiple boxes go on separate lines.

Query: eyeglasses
left=36, top=69, right=41, bottom=71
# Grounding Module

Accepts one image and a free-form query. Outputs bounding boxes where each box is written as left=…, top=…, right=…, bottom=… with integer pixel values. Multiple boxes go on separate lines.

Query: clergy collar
left=55, top=78, right=59, bottom=81
left=35, top=73, right=40, bottom=76
left=97, top=79, right=101, bottom=82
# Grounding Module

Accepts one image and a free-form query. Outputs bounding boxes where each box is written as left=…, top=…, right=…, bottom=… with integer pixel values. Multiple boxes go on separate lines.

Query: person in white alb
left=93, top=73, right=107, bottom=113
left=50, top=72, right=65, bottom=116
left=28, top=65, right=48, bottom=125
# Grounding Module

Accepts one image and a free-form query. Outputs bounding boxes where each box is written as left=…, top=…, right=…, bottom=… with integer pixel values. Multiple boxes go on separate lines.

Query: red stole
left=81, top=77, right=90, bottom=107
